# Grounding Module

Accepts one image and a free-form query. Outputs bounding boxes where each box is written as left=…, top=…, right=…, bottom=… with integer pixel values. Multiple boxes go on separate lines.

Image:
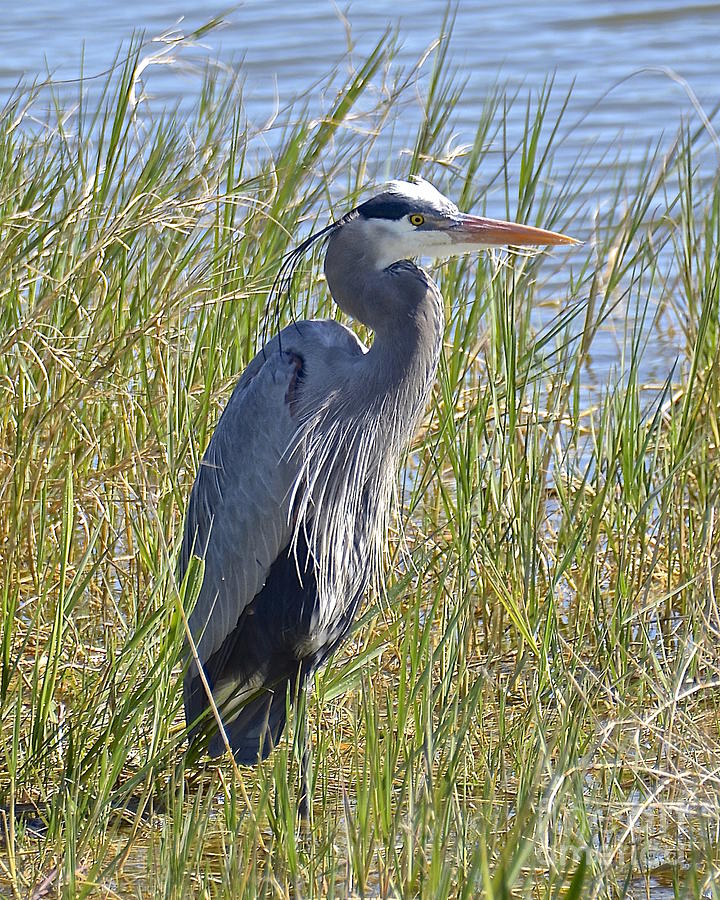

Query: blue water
left=3, top=1, right=719, bottom=380
left=3, top=1, right=717, bottom=155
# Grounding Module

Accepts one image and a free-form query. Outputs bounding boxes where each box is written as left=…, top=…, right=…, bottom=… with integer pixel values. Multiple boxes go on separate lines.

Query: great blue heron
left=180, top=178, right=575, bottom=814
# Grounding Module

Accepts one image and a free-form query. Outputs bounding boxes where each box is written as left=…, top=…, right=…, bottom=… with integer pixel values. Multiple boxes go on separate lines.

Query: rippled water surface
left=4, top=2, right=718, bottom=148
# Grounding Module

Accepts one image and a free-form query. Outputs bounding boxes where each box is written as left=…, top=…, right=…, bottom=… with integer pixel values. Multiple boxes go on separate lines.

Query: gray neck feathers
left=323, top=219, right=444, bottom=429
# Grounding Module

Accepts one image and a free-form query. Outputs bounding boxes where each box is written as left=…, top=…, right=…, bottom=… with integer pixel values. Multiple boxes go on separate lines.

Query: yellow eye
left=409, top=213, right=425, bottom=226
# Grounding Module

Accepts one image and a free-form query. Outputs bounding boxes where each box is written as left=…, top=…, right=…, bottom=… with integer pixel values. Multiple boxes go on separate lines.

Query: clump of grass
left=1, top=20, right=720, bottom=900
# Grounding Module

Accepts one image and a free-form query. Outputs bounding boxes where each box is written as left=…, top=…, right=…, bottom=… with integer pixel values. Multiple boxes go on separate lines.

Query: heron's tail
left=207, top=684, right=289, bottom=764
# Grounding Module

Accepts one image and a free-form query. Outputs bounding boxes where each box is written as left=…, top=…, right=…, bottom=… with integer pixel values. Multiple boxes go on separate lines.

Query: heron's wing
left=180, top=348, right=302, bottom=670
left=180, top=318, right=367, bottom=672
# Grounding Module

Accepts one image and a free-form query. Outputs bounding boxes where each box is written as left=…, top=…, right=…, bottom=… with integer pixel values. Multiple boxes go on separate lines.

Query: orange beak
left=452, top=214, right=579, bottom=247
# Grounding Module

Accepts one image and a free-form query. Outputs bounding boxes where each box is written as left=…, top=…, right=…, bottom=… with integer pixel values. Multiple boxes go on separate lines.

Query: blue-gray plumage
left=180, top=178, right=576, bottom=814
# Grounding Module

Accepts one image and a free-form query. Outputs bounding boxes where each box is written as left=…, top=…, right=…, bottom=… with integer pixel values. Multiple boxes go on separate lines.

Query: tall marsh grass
left=1, top=24, right=720, bottom=899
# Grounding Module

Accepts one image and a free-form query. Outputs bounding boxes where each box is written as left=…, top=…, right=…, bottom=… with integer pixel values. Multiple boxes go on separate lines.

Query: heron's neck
left=325, top=246, right=444, bottom=429
left=365, top=266, right=444, bottom=405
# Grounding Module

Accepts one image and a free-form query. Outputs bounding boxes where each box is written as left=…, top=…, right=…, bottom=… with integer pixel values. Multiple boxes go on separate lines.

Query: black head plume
left=263, top=219, right=341, bottom=349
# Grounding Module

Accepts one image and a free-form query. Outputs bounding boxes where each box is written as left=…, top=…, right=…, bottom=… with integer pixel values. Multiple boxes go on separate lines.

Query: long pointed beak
left=452, top=213, right=579, bottom=247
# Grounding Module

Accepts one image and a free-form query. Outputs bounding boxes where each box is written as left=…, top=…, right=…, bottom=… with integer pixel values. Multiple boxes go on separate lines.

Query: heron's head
left=346, top=178, right=577, bottom=270
left=270, top=178, right=577, bottom=334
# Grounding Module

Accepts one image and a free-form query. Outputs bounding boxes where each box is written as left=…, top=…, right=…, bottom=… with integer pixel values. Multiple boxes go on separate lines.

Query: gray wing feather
left=180, top=318, right=366, bottom=672
left=181, top=349, right=298, bottom=668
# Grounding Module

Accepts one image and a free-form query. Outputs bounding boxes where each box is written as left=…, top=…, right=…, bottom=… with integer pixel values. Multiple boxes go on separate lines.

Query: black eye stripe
left=356, top=195, right=415, bottom=221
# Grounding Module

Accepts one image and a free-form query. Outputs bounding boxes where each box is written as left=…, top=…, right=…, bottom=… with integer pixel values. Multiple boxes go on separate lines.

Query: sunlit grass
left=1, top=21, right=720, bottom=899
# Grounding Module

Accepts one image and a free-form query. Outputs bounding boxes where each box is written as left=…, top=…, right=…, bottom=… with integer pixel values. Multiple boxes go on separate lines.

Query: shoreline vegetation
left=1, top=22, right=720, bottom=898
